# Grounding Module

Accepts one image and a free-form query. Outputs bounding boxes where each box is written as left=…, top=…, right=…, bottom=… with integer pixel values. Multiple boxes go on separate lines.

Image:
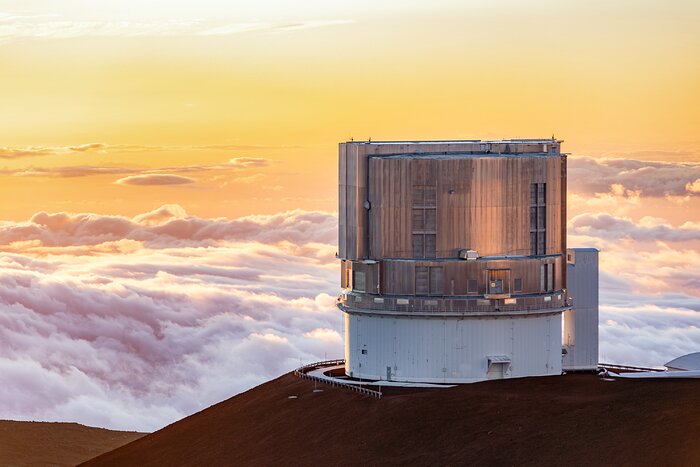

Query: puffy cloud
left=569, top=213, right=700, bottom=242
left=115, top=174, right=196, bottom=186
left=0, top=206, right=341, bottom=431
left=0, top=206, right=337, bottom=249
left=687, top=179, right=700, bottom=194
left=568, top=156, right=700, bottom=198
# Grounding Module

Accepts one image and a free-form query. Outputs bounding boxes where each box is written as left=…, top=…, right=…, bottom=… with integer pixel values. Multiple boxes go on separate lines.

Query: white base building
left=345, top=311, right=563, bottom=383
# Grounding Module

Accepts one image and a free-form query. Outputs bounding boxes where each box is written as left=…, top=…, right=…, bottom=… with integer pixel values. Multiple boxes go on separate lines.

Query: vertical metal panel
left=338, top=143, right=347, bottom=259
left=563, top=248, right=599, bottom=370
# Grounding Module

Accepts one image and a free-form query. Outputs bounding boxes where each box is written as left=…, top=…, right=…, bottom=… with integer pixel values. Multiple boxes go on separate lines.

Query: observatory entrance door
left=487, top=356, right=511, bottom=380
left=487, top=364, right=504, bottom=380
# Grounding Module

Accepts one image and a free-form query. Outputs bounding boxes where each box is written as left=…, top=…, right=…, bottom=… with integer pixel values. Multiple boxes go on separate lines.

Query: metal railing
left=294, top=359, right=382, bottom=399
left=338, top=292, right=568, bottom=315
left=599, top=363, right=665, bottom=373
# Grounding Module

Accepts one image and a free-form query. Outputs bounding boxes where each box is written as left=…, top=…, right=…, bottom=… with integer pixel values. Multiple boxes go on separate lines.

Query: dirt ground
left=80, top=372, right=700, bottom=466
left=0, top=420, right=145, bottom=466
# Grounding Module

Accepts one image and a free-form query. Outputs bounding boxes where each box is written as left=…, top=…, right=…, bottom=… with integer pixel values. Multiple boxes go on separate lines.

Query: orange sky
left=1, top=0, right=699, bottom=221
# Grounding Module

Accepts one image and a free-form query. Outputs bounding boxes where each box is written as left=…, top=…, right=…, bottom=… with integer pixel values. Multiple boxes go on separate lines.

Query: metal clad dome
left=665, top=352, right=700, bottom=371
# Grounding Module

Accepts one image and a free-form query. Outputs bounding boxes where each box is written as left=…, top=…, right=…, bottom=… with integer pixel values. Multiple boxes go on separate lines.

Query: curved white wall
left=344, top=312, right=562, bottom=383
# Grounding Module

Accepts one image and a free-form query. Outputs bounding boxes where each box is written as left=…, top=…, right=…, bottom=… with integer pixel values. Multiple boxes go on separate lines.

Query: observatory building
left=338, top=140, right=598, bottom=384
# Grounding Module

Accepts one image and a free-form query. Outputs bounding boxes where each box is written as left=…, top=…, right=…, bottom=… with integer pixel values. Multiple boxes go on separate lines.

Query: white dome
left=665, top=352, right=700, bottom=371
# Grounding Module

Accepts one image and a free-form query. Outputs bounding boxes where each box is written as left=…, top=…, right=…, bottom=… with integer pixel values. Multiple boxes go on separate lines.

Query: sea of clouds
left=0, top=207, right=341, bottom=431
left=0, top=157, right=699, bottom=431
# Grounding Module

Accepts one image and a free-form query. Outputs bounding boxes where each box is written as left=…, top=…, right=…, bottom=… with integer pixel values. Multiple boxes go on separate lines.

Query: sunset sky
left=1, top=0, right=699, bottom=431
left=2, top=0, right=699, bottom=220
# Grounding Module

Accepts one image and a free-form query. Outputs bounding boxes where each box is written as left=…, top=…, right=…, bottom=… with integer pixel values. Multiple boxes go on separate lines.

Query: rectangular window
left=429, top=267, right=443, bottom=295
left=537, top=233, right=546, bottom=256
left=541, top=263, right=555, bottom=292
left=415, top=266, right=430, bottom=295
left=538, top=183, right=546, bottom=205
left=514, top=278, right=522, bottom=292
left=530, top=183, right=546, bottom=255
left=424, top=234, right=436, bottom=258
left=540, top=264, right=546, bottom=292
left=412, top=183, right=437, bottom=258
left=416, top=266, right=443, bottom=295
left=354, top=271, right=366, bottom=292
left=467, top=279, right=478, bottom=294
left=424, top=186, right=437, bottom=206
left=537, top=208, right=546, bottom=229
left=547, top=263, right=554, bottom=291
left=424, top=209, right=436, bottom=231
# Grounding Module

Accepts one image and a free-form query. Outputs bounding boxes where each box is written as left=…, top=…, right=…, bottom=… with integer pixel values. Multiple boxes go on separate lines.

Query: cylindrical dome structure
left=338, top=140, right=570, bottom=383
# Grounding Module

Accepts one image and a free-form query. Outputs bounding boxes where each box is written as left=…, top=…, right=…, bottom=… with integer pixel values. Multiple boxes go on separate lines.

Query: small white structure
left=562, top=248, right=599, bottom=371
left=665, top=352, right=700, bottom=371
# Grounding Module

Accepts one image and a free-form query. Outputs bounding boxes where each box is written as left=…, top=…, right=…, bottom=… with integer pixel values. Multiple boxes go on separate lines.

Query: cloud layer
left=568, top=156, right=700, bottom=198
left=1, top=195, right=698, bottom=431
left=1, top=157, right=274, bottom=188
left=569, top=213, right=700, bottom=242
left=115, top=174, right=196, bottom=186
left=0, top=206, right=339, bottom=431
left=568, top=209, right=700, bottom=368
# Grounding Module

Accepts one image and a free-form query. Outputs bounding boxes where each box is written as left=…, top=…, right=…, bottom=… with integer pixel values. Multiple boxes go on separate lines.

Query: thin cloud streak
left=0, top=143, right=107, bottom=159
left=115, top=174, right=196, bottom=186
left=0, top=157, right=275, bottom=180
left=0, top=14, right=354, bottom=43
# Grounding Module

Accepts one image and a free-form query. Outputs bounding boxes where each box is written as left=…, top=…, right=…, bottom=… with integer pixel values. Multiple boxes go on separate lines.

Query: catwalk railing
left=339, top=291, right=569, bottom=314
left=294, top=359, right=382, bottom=399
left=599, top=363, right=665, bottom=373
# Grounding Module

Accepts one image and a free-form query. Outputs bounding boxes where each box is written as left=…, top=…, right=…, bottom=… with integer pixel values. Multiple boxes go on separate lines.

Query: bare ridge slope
left=83, top=373, right=700, bottom=466
left=0, top=420, right=145, bottom=466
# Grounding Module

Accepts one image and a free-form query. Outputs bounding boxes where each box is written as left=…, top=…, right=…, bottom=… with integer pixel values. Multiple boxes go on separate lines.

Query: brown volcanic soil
left=0, top=420, right=145, bottom=466
left=83, top=373, right=700, bottom=467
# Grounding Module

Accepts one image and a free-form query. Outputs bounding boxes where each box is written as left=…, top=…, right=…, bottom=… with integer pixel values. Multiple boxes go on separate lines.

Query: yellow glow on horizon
left=1, top=0, right=699, bottom=221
